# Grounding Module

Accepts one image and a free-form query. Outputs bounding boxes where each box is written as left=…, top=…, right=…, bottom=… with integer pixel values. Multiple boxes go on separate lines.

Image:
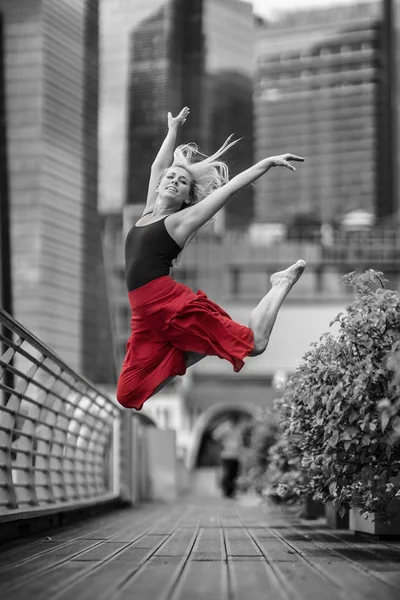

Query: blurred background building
left=395, top=0, right=400, bottom=216
left=0, top=0, right=115, bottom=383
left=254, top=1, right=396, bottom=227
left=1, top=0, right=400, bottom=467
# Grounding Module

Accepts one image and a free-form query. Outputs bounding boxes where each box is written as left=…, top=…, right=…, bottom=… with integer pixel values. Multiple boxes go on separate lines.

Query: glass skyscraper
left=254, top=2, right=395, bottom=227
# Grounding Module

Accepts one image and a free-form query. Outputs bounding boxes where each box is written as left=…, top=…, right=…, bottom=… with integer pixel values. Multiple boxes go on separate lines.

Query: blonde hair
left=164, top=135, right=239, bottom=267
left=171, top=135, right=239, bottom=207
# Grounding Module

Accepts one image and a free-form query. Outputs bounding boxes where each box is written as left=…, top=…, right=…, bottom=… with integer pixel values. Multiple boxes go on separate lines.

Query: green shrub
left=238, top=412, right=280, bottom=494
left=264, top=270, right=400, bottom=520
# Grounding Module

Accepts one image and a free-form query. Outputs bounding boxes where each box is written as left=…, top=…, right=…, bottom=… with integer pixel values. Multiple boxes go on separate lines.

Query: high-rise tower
left=0, top=0, right=115, bottom=382
left=254, top=2, right=394, bottom=227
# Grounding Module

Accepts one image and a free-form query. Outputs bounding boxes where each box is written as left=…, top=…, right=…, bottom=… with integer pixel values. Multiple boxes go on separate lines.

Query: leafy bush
left=263, top=270, right=400, bottom=520
left=380, top=340, right=400, bottom=446
left=259, top=437, right=304, bottom=504
left=237, top=412, right=280, bottom=494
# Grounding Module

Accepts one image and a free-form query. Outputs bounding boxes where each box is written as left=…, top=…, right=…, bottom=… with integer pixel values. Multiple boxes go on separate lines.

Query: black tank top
left=125, top=217, right=182, bottom=291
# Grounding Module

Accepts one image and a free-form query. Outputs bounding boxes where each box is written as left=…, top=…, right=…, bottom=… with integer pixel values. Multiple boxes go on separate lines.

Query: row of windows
left=256, top=80, right=376, bottom=102
left=260, top=41, right=374, bottom=62
left=260, top=61, right=376, bottom=83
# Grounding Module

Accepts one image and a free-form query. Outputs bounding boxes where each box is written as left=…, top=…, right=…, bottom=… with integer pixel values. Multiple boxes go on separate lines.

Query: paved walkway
left=1, top=496, right=400, bottom=600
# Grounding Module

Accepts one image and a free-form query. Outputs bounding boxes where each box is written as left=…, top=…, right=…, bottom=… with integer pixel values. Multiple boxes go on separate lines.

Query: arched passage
left=186, top=401, right=261, bottom=470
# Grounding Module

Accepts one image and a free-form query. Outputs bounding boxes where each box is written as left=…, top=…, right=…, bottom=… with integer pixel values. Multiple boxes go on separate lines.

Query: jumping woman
left=116, top=107, right=306, bottom=411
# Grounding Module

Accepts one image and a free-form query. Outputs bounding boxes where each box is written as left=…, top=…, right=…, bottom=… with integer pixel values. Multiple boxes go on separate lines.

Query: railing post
left=0, top=16, right=14, bottom=402
left=112, top=412, right=120, bottom=498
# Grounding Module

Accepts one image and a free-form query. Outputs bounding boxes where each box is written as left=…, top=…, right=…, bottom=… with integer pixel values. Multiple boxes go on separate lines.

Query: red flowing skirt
left=116, top=276, right=254, bottom=411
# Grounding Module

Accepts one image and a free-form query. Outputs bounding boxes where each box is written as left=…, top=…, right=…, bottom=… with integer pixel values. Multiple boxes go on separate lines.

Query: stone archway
left=186, top=401, right=261, bottom=471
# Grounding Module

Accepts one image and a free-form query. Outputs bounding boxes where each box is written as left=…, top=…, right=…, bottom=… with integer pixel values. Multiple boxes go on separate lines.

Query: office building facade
left=253, top=2, right=392, bottom=226
left=0, top=0, right=115, bottom=382
left=394, top=0, right=400, bottom=219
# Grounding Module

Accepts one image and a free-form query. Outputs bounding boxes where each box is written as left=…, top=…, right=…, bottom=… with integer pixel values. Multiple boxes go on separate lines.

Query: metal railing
left=0, top=308, right=122, bottom=521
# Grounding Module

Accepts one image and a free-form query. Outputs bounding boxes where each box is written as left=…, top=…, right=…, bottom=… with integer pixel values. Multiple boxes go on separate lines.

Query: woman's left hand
left=268, top=153, right=305, bottom=171
left=168, top=107, right=190, bottom=130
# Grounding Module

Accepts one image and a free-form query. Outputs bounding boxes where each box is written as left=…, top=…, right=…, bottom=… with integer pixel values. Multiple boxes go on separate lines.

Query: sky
left=247, top=0, right=377, bottom=19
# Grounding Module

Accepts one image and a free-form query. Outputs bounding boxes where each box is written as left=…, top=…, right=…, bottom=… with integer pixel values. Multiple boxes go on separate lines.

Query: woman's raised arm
left=178, top=153, right=304, bottom=240
left=142, top=107, right=190, bottom=216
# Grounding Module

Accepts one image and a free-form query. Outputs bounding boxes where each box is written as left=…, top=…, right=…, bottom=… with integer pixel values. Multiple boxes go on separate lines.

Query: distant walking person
left=116, top=107, right=306, bottom=411
left=212, top=415, right=243, bottom=499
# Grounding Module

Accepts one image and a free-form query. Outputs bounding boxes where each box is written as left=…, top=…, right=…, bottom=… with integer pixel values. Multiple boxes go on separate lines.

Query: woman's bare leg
left=248, top=260, right=306, bottom=357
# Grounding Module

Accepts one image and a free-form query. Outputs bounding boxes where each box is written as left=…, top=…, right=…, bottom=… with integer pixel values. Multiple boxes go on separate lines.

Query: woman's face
left=158, top=167, right=192, bottom=209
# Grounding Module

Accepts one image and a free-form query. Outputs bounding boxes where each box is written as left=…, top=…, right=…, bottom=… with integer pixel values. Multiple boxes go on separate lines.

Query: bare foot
left=270, top=260, right=306, bottom=289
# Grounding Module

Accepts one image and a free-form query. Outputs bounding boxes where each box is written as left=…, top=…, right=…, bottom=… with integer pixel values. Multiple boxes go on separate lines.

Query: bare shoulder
left=135, top=214, right=152, bottom=226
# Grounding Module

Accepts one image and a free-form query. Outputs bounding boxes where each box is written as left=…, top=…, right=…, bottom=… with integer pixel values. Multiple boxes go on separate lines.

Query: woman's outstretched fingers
left=179, top=106, right=190, bottom=123
left=286, top=154, right=305, bottom=162
left=268, top=153, right=305, bottom=170
left=168, top=107, right=190, bottom=128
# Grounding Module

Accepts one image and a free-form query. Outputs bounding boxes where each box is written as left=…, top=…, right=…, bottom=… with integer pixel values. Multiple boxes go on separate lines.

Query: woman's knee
left=249, top=332, right=269, bottom=357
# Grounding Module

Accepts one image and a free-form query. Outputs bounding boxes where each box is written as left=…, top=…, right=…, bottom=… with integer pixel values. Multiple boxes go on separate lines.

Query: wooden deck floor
left=1, top=496, right=400, bottom=600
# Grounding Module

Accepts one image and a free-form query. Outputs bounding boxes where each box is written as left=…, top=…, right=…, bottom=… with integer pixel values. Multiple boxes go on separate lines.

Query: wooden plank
left=155, top=528, right=196, bottom=557
left=0, top=540, right=63, bottom=569
left=271, top=562, right=343, bottom=600
left=28, top=550, right=149, bottom=600
left=252, top=533, right=303, bottom=563
left=229, top=560, right=288, bottom=600
left=173, top=561, right=229, bottom=600
left=129, top=534, right=168, bottom=550
left=266, top=524, right=400, bottom=599
left=224, top=528, right=262, bottom=558
left=71, top=542, right=128, bottom=561
left=116, top=557, right=182, bottom=599
left=52, top=550, right=149, bottom=600
left=191, top=528, right=225, bottom=562
left=0, top=539, right=98, bottom=588
left=53, top=538, right=169, bottom=600
left=312, top=560, right=400, bottom=600
left=8, top=562, right=89, bottom=600
left=146, top=508, right=193, bottom=536
left=1, top=507, right=177, bottom=598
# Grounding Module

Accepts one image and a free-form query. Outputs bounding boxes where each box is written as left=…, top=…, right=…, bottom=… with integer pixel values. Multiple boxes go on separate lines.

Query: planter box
left=301, top=496, right=325, bottom=520
left=349, top=499, right=400, bottom=538
left=325, top=501, right=349, bottom=529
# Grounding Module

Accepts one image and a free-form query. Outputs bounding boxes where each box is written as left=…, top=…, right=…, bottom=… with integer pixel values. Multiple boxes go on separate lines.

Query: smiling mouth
left=166, top=186, right=177, bottom=192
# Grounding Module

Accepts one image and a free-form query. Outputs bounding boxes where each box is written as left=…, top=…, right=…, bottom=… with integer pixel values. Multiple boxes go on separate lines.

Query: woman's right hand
left=267, top=153, right=305, bottom=171
left=168, top=107, right=190, bottom=130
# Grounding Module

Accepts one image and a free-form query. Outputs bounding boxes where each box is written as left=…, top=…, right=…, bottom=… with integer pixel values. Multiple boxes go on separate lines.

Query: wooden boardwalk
left=1, top=496, right=400, bottom=600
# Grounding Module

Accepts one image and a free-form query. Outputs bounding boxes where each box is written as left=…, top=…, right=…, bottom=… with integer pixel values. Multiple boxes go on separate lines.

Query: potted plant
left=266, top=271, right=400, bottom=534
